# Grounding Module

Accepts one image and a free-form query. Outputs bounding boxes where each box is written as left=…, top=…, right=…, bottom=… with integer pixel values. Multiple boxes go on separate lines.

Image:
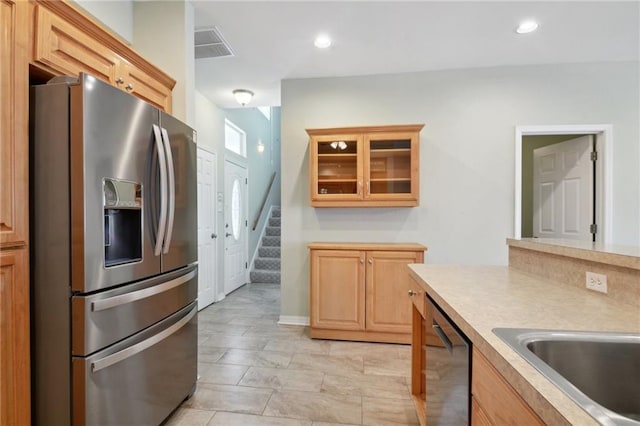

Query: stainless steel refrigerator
left=30, top=73, right=198, bottom=425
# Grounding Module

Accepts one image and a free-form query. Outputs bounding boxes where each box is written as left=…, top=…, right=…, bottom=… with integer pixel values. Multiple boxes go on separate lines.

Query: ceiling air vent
left=194, top=27, right=234, bottom=59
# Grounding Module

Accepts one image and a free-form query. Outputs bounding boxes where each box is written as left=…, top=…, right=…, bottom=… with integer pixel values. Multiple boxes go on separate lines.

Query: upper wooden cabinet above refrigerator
left=307, top=124, right=424, bottom=207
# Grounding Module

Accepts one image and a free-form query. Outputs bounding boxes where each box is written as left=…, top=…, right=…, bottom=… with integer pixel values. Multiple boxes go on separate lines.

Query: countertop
left=507, top=238, right=640, bottom=270
left=407, top=264, right=640, bottom=426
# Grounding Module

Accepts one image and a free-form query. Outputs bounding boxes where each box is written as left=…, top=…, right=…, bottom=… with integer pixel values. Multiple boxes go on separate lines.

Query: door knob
left=225, top=232, right=232, bottom=237
left=211, top=233, right=217, bottom=239
left=408, top=290, right=416, bottom=296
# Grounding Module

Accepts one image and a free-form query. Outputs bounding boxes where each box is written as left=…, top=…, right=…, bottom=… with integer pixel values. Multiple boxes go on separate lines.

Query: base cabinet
left=309, top=243, right=426, bottom=344
left=0, top=249, right=30, bottom=425
left=471, top=348, right=545, bottom=425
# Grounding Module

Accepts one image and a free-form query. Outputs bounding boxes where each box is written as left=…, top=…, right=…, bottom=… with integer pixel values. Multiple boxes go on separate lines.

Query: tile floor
left=165, top=283, right=419, bottom=426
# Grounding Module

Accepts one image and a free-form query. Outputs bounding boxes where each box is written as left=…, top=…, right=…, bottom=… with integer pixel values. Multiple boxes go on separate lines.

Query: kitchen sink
left=493, top=328, right=640, bottom=426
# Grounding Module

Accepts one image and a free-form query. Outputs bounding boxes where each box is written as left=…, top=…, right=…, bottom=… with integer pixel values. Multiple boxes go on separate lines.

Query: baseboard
left=278, top=315, right=310, bottom=326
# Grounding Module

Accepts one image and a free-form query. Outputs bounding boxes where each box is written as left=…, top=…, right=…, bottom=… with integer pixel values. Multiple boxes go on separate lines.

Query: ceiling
left=192, top=1, right=639, bottom=109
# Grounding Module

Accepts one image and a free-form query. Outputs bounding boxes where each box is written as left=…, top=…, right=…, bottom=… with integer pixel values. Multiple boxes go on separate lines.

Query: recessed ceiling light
left=516, top=20, right=539, bottom=34
left=314, top=34, right=332, bottom=49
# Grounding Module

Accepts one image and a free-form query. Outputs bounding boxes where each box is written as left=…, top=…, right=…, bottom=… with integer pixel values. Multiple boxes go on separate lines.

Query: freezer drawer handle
left=91, top=269, right=196, bottom=312
left=160, top=127, right=176, bottom=254
left=152, top=124, right=168, bottom=256
left=91, top=306, right=196, bottom=373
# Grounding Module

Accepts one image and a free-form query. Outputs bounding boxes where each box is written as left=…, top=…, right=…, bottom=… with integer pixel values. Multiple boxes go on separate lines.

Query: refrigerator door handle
left=90, top=269, right=197, bottom=312
left=152, top=124, right=168, bottom=256
left=91, top=306, right=196, bottom=373
left=160, top=127, right=176, bottom=254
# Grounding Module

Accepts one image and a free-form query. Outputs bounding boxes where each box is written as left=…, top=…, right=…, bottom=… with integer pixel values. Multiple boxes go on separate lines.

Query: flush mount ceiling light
left=516, top=20, right=539, bottom=34
left=232, top=89, right=253, bottom=106
left=314, top=34, right=332, bottom=49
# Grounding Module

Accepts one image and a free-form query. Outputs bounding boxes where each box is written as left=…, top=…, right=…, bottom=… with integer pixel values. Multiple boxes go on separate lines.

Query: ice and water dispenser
left=103, top=178, right=142, bottom=267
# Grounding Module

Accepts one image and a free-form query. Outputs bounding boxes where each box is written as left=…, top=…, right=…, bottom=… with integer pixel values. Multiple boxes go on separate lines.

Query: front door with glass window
left=224, top=160, right=248, bottom=294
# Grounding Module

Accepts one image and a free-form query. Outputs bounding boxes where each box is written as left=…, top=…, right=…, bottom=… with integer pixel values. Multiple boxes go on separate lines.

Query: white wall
left=280, top=61, right=640, bottom=318
left=133, top=1, right=195, bottom=126
left=73, top=0, right=133, bottom=43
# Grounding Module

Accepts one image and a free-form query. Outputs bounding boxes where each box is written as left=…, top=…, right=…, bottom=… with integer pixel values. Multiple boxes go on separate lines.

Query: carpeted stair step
left=259, top=247, right=280, bottom=258
left=271, top=208, right=280, bottom=218
left=255, top=257, right=280, bottom=270
left=265, top=226, right=280, bottom=237
left=262, top=235, right=280, bottom=247
left=250, top=269, right=280, bottom=284
left=269, top=217, right=281, bottom=227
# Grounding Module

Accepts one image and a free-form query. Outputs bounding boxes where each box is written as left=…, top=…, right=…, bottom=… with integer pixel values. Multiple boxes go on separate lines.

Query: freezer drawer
left=72, top=265, right=197, bottom=355
left=72, top=303, right=197, bottom=426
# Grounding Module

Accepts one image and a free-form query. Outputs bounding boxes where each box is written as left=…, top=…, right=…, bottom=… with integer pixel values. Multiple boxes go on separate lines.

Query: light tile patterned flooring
left=165, top=283, right=418, bottom=426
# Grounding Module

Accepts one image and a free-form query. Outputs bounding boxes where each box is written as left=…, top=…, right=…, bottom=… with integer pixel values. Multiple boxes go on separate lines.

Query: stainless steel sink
left=493, top=328, right=640, bottom=426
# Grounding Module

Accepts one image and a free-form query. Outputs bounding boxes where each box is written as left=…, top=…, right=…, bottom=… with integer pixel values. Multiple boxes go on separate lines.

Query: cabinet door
left=365, top=250, right=421, bottom=334
left=310, top=250, right=365, bottom=331
left=119, top=61, right=173, bottom=112
left=364, top=132, right=419, bottom=204
left=0, top=249, right=30, bottom=425
left=1, top=0, right=28, bottom=247
left=310, top=135, right=363, bottom=204
left=33, top=4, right=121, bottom=84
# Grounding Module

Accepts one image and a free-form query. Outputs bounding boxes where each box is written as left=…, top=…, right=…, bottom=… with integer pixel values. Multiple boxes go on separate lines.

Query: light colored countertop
left=407, top=264, right=640, bottom=426
left=507, top=238, right=640, bottom=270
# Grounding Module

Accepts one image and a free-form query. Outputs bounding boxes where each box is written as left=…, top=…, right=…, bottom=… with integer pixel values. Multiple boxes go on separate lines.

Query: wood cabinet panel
left=472, top=396, right=492, bottom=426
left=31, top=1, right=175, bottom=112
left=365, top=250, right=422, bottom=334
left=310, top=250, right=365, bottom=331
left=0, top=249, right=30, bottom=425
left=121, top=61, right=173, bottom=112
left=472, top=347, right=544, bottom=426
left=307, top=124, right=423, bottom=207
left=33, top=4, right=120, bottom=84
left=310, top=243, right=426, bottom=343
left=1, top=0, right=29, bottom=248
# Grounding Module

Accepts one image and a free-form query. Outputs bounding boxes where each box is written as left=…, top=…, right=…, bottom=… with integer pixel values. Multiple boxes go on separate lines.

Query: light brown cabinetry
left=472, top=347, right=544, bottom=425
left=309, top=243, right=426, bottom=344
left=1, top=1, right=176, bottom=421
left=0, top=1, right=30, bottom=422
left=307, top=125, right=423, bottom=207
left=31, top=1, right=175, bottom=112
left=0, top=249, right=30, bottom=425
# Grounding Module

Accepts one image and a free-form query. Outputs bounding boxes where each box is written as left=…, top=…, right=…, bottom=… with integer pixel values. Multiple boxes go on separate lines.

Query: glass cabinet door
left=312, top=135, right=362, bottom=199
left=364, top=133, right=416, bottom=199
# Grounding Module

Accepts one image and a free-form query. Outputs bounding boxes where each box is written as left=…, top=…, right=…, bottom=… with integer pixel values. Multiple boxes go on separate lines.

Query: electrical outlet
left=586, top=272, right=608, bottom=294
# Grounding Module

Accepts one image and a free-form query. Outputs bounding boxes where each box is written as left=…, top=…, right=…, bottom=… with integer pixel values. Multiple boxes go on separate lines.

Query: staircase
left=250, top=207, right=281, bottom=284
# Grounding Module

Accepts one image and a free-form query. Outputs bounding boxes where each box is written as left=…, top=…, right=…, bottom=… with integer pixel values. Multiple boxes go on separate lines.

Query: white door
left=224, top=160, right=248, bottom=294
left=533, top=135, right=594, bottom=240
left=197, top=148, right=217, bottom=310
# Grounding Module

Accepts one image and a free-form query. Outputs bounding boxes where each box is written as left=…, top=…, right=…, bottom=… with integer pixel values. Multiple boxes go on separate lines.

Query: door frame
left=196, top=145, right=217, bottom=310
left=514, top=124, right=613, bottom=243
left=223, top=155, right=250, bottom=291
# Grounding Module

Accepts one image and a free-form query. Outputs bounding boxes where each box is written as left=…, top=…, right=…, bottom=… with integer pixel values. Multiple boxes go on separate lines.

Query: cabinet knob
left=359, top=258, right=364, bottom=264
left=368, top=259, right=373, bottom=264
left=115, top=77, right=124, bottom=84
left=125, top=83, right=134, bottom=91
left=408, top=290, right=416, bottom=296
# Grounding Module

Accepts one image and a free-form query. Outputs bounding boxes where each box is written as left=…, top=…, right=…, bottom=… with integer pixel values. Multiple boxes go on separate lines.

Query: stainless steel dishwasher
left=425, top=296, right=471, bottom=425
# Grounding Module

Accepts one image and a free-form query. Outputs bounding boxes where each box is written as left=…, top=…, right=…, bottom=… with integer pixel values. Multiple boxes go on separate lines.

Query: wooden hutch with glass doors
left=307, top=124, right=423, bottom=207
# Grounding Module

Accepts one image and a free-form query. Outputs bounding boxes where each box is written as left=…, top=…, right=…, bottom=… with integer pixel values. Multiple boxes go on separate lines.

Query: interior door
left=223, top=160, right=248, bottom=295
left=197, top=147, right=217, bottom=310
left=533, top=135, right=594, bottom=240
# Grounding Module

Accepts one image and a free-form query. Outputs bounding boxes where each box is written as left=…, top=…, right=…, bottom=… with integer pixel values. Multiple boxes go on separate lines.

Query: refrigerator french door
left=30, top=73, right=198, bottom=426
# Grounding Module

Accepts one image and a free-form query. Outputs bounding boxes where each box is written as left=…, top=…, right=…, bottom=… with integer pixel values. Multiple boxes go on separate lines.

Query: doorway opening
left=514, top=125, right=613, bottom=244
